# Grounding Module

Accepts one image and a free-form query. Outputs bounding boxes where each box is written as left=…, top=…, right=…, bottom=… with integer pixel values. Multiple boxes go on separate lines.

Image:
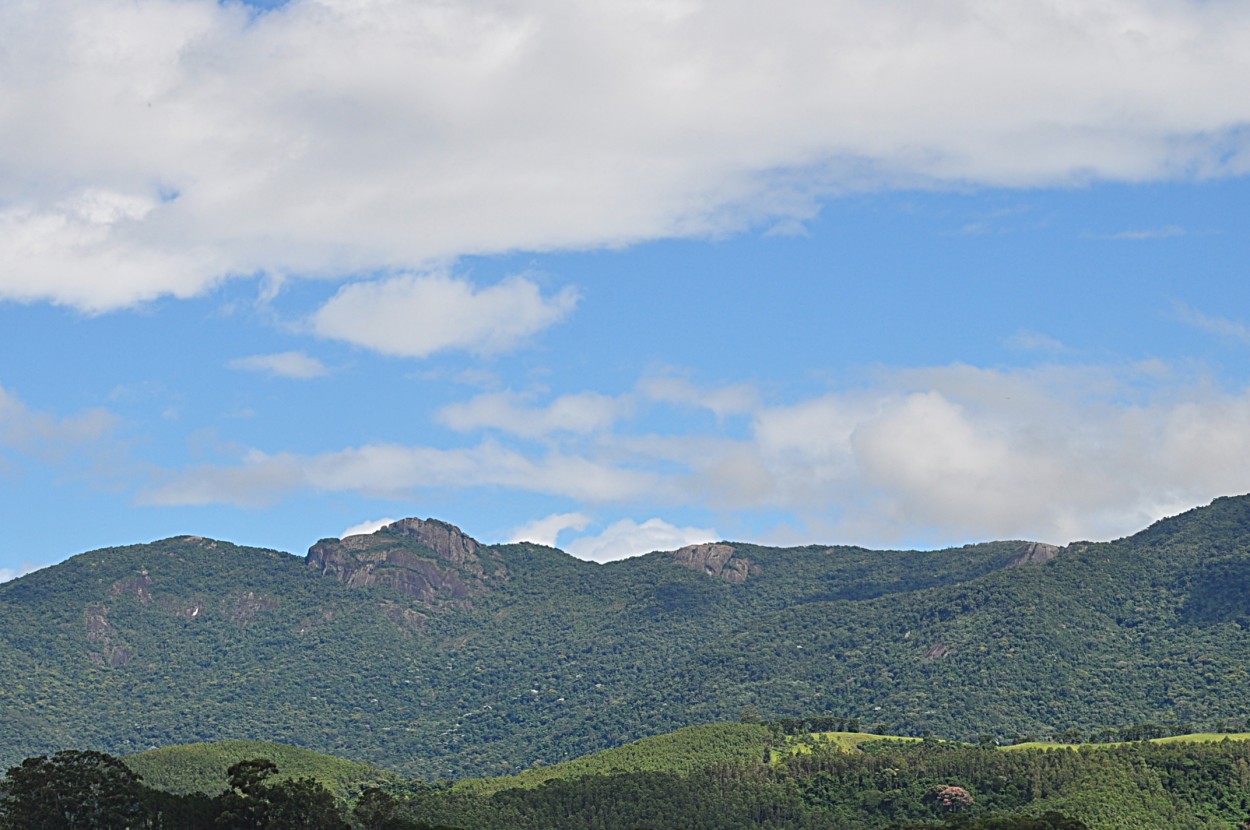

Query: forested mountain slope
left=4, top=496, right=1250, bottom=777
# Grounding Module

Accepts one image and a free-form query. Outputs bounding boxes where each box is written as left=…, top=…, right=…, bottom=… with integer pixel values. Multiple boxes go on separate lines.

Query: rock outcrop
left=383, top=518, right=485, bottom=572
left=672, top=543, right=759, bottom=583
left=1007, top=542, right=1062, bottom=568
left=83, top=603, right=134, bottom=667
left=307, top=518, right=505, bottom=609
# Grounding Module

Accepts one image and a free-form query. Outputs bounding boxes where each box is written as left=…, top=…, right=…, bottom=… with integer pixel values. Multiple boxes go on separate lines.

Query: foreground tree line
left=0, top=747, right=1088, bottom=830
left=0, top=751, right=387, bottom=830
left=13, top=736, right=1250, bottom=829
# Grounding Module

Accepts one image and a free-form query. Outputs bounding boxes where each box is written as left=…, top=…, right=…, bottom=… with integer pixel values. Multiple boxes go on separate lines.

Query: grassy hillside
left=405, top=730, right=1250, bottom=830
left=456, top=722, right=773, bottom=794
left=6, top=495, right=1250, bottom=777
left=786, top=731, right=923, bottom=755
left=1004, top=732, right=1250, bottom=751
left=125, top=739, right=394, bottom=796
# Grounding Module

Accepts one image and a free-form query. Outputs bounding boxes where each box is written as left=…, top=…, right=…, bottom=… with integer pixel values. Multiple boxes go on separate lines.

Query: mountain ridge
left=4, top=495, right=1250, bottom=777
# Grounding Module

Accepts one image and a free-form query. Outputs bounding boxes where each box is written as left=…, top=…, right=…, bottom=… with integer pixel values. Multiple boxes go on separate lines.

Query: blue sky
left=3, top=0, right=1250, bottom=576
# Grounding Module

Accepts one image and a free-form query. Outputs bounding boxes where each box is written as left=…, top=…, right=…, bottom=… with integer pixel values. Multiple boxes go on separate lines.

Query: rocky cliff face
left=1007, top=541, right=1063, bottom=568
left=307, top=518, right=506, bottom=609
left=384, top=518, right=484, bottom=570
left=672, top=543, right=759, bottom=583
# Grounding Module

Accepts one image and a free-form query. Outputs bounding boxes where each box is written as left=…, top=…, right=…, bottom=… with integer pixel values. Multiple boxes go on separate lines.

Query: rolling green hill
left=5, top=496, right=1250, bottom=778
left=124, top=739, right=394, bottom=797
left=454, top=722, right=774, bottom=795
left=406, top=726, right=1250, bottom=830
left=13, top=725, right=1250, bottom=829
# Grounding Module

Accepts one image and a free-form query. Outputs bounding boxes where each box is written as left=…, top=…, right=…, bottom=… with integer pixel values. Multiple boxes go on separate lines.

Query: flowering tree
left=925, top=784, right=975, bottom=813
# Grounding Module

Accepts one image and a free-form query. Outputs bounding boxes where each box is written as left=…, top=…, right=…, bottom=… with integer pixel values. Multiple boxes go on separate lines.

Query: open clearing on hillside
left=1003, top=732, right=1250, bottom=752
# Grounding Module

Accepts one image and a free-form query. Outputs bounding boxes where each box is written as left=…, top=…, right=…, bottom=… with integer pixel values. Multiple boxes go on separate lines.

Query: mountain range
left=4, top=495, right=1250, bottom=778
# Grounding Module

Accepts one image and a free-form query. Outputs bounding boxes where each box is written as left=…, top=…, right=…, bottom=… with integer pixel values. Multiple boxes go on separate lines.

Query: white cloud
left=4, top=0, right=1250, bottom=310
left=340, top=517, right=396, bottom=538
left=438, top=391, right=624, bottom=438
left=0, top=562, right=49, bottom=583
left=507, top=512, right=592, bottom=547
left=713, top=363, right=1250, bottom=544
left=0, top=385, right=118, bottom=460
left=0, top=190, right=229, bottom=313
left=436, top=377, right=755, bottom=439
left=1103, top=225, right=1186, bottom=240
left=1005, top=329, right=1067, bottom=353
left=133, top=360, right=1250, bottom=549
left=564, top=518, right=718, bottom=563
left=1172, top=302, right=1250, bottom=346
left=312, top=273, right=579, bottom=357
left=229, top=351, right=329, bottom=378
left=638, top=375, right=758, bottom=417
left=140, top=440, right=661, bottom=507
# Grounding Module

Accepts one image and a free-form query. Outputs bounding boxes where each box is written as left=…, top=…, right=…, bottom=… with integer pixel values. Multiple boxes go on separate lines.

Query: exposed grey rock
left=672, top=542, right=759, bottom=583
left=308, top=518, right=504, bottom=609
left=1007, top=541, right=1063, bottom=568
left=382, top=518, right=482, bottom=568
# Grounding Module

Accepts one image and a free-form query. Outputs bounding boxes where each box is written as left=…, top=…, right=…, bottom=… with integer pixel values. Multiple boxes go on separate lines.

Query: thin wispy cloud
left=140, top=441, right=664, bottom=508
left=1005, top=330, right=1067, bottom=354
left=134, top=360, right=1250, bottom=549
left=0, top=562, right=48, bottom=583
left=1173, top=302, right=1250, bottom=346
left=0, top=385, right=117, bottom=461
left=229, top=351, right=329, bottom=379
left=438, top=391, right=624, bottom=439
left=1094, top=225, right=1186, bottom=241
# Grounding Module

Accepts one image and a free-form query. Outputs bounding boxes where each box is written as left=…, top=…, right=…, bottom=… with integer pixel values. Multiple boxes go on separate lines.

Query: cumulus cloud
left=564, top=518, right=718, bottom=563
left=0, top=189, right=230, bottom=313
left=133, top=360, right=1250, bottom=548
left=340, top=516, right=396, bottom=538
left=312, top=273, right=579, bottom=357
left=507, top=512, right=592, bottom=547
left=710, top=364, right=1250, bottom=544
left=229, top=351, right=329, bottom=378
left=4, top=0, right=1250, bottom=310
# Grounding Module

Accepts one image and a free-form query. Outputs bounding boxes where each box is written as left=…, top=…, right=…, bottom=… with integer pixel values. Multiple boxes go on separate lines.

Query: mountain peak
left=307, top=517, right=501, bottom=609
left=376, top=517, right=481, bottom=565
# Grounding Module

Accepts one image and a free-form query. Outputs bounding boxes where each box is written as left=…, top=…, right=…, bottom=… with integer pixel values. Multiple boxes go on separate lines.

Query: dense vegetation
left=12, top=730, right=1250, bottom=829
left=0, top=750, right=349, bottom=829
left=124, top=740, right=394, bottom=797
left=5, top=495, right=1250, bottom=777
left=370, top=733, right=1250, bottom=830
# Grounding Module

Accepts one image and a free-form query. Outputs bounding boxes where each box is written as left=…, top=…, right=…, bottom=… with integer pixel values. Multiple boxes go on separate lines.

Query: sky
left=3, top=0, right=1250, bottom=577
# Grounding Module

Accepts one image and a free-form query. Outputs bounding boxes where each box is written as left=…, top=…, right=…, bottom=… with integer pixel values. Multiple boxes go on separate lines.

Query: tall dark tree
left=0, top=750, right=147, bottom=830
left=213, top=758, right=346, bottom=830
left=215, top=760, right=278, bottom=830
left=351, top=789, right=402, bottom=830
left=264, top=777, right=346, bottom=830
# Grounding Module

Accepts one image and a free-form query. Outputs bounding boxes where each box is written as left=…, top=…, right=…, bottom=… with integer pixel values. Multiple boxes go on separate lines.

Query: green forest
left=8, top=727, right=1250, bottom=829
left=6, top=496, right=1250, bottom=779
left=8, top=497, right=1250, bottom=826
